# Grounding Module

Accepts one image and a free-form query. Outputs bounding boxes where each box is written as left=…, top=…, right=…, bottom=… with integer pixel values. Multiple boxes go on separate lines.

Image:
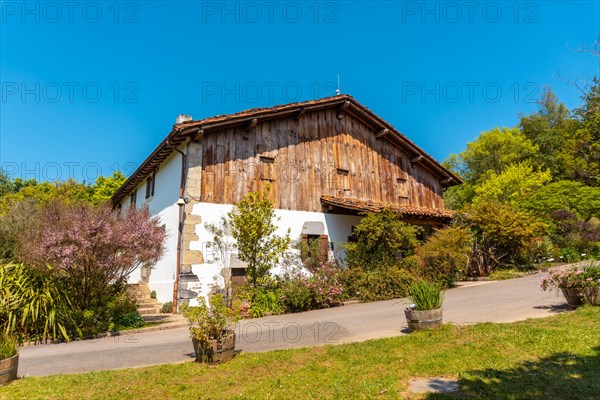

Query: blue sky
left=1, top=0, right=598, bottom=182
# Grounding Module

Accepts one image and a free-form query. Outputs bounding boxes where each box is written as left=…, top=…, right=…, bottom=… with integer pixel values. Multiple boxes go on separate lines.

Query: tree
left=0, top=168, right=14, bottom=198
left=519, top=88, right=578, bottom=178
left=519, top=180, right=600, bottom=222
left=467, top=200, right=548, bottom=267
left=90, top=172, right=127, bottom=206
left=228, top=188, right=290, bottom=291
left=0, top=172, right=127, bottom=213
left=15, top=201, right=165, bottom=312
left=473, top=162, right=552, bottom=205
left=345, top=210, right=422, bottom=271
left=447, top=127, right=539, bottom=185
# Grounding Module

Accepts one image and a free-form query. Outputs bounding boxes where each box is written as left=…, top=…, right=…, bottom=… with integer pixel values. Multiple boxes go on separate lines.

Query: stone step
left=138, top=307, right=162, bottom=315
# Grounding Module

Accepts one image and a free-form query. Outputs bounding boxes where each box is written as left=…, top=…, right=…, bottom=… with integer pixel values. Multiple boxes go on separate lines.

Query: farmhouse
left=111, top=95, right=461, bottom=307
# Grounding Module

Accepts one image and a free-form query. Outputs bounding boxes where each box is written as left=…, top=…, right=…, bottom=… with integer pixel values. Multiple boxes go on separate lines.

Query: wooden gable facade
left=200, top=108, right=447, bottom=217
left=112, top=95, right=460, bottom=225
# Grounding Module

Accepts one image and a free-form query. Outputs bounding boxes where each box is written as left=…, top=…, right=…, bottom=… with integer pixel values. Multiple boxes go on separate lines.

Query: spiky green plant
left=0, top=332, right=17, bottom=359
left=0, top=262, right=77, bottom=343
left=408, top=280, right=444, bottom=311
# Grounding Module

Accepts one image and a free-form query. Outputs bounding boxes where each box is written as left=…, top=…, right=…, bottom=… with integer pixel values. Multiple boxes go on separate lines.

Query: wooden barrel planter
left=583, top=287, right=600, bottom=305
left=404, top=308, right=443, bottom=332
left=0, top=354, right=18, bottom=385
left=561, top=288, right=583, bottom=308
left=192, top=331, right=236, bottom=365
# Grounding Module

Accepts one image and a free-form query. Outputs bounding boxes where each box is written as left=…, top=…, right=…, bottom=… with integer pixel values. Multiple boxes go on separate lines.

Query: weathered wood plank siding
left=198, top=109, right=444, bottom=212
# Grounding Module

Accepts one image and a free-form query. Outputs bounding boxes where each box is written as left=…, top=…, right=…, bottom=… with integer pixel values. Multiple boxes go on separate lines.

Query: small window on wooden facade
left=397, top=177, right=409, bottom=199
left=116, top=203, right=122, bottom=216
left=300, top=234, right=329, bottom=264
left=259, top=156, right=276, bottom=180
left=336, top=168, right=350, bottom=192
left=145, top=172, right=156, bottom=199
left=130, top=189, right=137, bottom=208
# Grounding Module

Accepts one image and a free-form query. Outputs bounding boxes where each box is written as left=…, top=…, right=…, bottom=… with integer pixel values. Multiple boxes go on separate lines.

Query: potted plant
left=404, top=280, right=444, bottom=332
left=180, top=294, right=240, bottom=364
left=540, top=266, right=585, bottom=307
left=0, top=332, right=18, bottom=385
left=581, top=264, right=600, bottom=305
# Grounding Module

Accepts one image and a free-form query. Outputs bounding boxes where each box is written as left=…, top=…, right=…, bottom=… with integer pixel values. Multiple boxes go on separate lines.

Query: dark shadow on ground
left=532, top=304, right=575, bottom=314
left=426, top=346, right=600, bottom=399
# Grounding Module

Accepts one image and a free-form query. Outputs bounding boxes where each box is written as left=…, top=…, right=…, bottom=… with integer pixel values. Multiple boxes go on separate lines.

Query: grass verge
left=1, top=307, right=599, bottom=400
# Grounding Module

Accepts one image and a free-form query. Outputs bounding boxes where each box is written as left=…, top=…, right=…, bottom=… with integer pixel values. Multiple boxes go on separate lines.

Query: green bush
left=160, top=302, right=173, bottom=314
left=113, top=312, right=145, bottom=331
left=560, top=248, right=581, bottom=263
left=150, top=290, right=157, bottom=299
left=345, top=210, right=422, bottom=271
left=582, top=264, right=600, bottom=281
left=296, top=237, right=327, bottom=273
left=419, top=226, right=473, bottom=286
left=0, top=332, right=17, bottom=360
left=247, top=289, right=284, bottom=318
left=408, top=280, right=444, bottom=311
left=281, top=277, right=313, bottom=313
left=341, top=265, right=417, bottom=303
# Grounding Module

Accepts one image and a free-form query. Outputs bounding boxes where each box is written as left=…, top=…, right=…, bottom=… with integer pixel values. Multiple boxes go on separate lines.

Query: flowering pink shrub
left=540, top=265, right=600, bottom=292
left=16, top=200, right=165, bottom=311
left=308, top=262, right=344, bottom=308
left=281, top=262, right=344, bottom=312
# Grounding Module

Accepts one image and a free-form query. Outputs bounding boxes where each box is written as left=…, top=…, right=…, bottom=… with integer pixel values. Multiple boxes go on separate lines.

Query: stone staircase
left=127, top=284, right=162, bottom=315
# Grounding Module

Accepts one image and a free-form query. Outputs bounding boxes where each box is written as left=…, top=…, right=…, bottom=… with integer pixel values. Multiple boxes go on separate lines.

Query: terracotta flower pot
left=404, top=308, right=443, bottom=332
left=561, top=288, right=583, bottom=308
left=0, top=354, right=18, bottom=385
left=192, top=331, right=236, bottom=364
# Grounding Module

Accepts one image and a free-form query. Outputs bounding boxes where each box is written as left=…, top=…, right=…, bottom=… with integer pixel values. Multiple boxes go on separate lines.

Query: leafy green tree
left=90, top=172, right=126, bottom=206
left=519, top=180, right=600, bottom=222
left=446, top=127, right=539, bottom=185
left=467, top=200, right=548, bottom=267
left=228, top=188, right=290, bottom=291
left=473, top=162, right=552, bottom=205
left=443, top=127, right=539, bottom=209
left=519, top=88, right=575, bottom=176
left=0, top=169, right=14, bottom=198
left=345, top=210, right=422, bottom=271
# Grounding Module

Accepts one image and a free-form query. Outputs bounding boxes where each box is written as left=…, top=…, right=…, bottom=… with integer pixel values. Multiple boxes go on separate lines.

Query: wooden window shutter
left=397, top=177, right=409, bottom=199
left=319, top=234, right=329, bottom=261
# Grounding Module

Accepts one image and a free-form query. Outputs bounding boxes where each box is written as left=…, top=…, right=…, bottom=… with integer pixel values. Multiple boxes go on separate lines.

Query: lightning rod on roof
left=336, top=74, right=341, bottom=95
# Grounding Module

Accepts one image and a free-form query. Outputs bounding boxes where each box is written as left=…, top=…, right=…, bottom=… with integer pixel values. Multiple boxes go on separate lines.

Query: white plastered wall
left=187, top=202, right=361, bottom=303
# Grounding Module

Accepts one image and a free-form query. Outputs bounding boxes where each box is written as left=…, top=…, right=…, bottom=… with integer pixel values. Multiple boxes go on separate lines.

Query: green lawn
left=2, top=307, right=599, bottom=400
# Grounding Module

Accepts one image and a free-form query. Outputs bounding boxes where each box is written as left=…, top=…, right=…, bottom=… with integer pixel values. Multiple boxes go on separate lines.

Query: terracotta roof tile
left=320, top=195, right=455, bottom=220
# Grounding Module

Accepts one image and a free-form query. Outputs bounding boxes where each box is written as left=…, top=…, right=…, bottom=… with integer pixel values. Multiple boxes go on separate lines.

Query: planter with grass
left=180, top=294, right=240, bottom=365
left=0, top=333, right=18, bottom=385
left=404, top=280, right=444, bottom=332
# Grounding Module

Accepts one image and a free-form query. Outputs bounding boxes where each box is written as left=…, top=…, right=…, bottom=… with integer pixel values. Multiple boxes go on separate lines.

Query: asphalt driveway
left=19, top=273, right=571, bottom=377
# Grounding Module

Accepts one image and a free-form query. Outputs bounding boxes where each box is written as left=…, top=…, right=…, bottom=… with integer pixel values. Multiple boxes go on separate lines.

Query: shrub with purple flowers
left=280, top=262, right=344, bottom=312
left=308, top=262, right=344, bottom=308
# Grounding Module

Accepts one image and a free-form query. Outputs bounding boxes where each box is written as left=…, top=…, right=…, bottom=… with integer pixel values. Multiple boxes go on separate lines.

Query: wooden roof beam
left=294, top=108, right=306, bottom=120
left=244, top=118, right=258, bottom=140
left=337, top=101, right=351, bottom=119
left=411, top=155, right=424, bottom=164
left=376, top=128, right=389, bottom=138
